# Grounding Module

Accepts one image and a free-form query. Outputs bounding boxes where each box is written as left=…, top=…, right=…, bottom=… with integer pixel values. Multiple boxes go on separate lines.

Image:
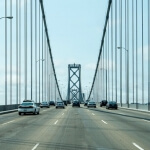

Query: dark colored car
left=106, top=101, right=118, bottom=109
left=63, top=100, right=68, bottom=106
left=49, top=101, right=55, bottom=106
left=100, top=100, right=107, bottom=107
left=72, top=100, right=80, bottom=107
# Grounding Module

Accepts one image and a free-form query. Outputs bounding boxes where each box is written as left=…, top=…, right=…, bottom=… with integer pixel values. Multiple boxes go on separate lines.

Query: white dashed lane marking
left=54, top=120, right=58, bottom=125
left=1, top=120, right=15, bottom=126
left=132, top=143, right=144, bottom=150
left=101, top=120, right=107, bottom=124
left=32, top=143, right=39, bottom=150
left=143, top=119, right=150, bottom=123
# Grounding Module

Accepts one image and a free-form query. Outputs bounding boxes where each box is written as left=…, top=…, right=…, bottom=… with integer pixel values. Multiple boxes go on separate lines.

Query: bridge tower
left=67, top=64, right=83, bottom=103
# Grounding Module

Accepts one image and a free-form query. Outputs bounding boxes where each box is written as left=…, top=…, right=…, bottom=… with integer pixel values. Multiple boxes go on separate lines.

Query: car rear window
left=21, top=102, right=33, bottom=105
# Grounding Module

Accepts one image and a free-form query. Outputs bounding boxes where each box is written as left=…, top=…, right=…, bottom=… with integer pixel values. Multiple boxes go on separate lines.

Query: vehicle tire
left=95, top=106, right=96, bottom=108
left=56, top=107, right=57, bottom=109
left=18, top=112, right=21, bottom=115
left=33, top=110, right=36, bottom=115
left=100, top=105, right=102, bottom=107
left=37, top=112, right=39, bottom=115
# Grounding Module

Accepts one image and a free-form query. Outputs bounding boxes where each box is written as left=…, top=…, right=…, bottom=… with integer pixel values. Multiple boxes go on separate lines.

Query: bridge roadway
left=0, top=105, right=150, bottom=150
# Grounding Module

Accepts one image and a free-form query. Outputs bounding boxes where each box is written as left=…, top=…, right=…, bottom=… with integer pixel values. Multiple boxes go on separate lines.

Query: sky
left=43, top=0, right=108, bottom=94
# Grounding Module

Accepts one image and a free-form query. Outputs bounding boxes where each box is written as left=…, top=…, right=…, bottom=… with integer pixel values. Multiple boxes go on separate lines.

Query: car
left=56, top=101, right=65, bottom=109
left=49, top=100, right=55, bottom=106
left=40, top=101, right=50, bottom=108
left=87, top=101, right=96, bottom=108
left=72, top=100, right=80, bottom=107
left=80, top=101, right=85, bottom=104
left=100, top=100, right=107, bottom=107
left=106, top=101, right=118, bottom=109
left=63, top=100, right=68, bottom=106
left=84, top=100, right=89, bottom=106
left=23, top=99, right=34, bottom=102
left=18, top=101, right=40, bottom=115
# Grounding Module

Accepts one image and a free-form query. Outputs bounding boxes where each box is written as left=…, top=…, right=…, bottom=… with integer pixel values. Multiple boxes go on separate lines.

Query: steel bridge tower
left=67, top=64, right=83, bottom=103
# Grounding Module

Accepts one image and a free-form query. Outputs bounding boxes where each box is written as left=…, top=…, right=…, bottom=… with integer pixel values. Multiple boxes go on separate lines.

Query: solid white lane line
left=92, top=113, right=95, bottom=115
left=102, top=120, right=107, bottom=124
left=32, top=143, right=39, bottom=150
left=62, top=113, right=64, bottom=115
left=143, top=119, right=150, bottom=123
left=43, top=110, right=48, bottom=111
left=133, top=143, right=144, bottom=150
left=1, top=120, right=15, bottom=125
left=54, top=120, right=58, bottom=125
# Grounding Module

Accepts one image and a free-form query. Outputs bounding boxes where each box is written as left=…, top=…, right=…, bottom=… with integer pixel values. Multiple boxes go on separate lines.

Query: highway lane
left=0, top=105, right=149, bottom=149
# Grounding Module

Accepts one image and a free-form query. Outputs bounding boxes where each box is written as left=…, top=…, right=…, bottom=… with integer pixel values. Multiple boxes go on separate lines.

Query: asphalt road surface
left=0, top=104, right=150, bottom=150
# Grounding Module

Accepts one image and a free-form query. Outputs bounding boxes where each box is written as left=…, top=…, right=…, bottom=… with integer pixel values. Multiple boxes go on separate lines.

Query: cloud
left=85, top=63, right=96, bottom=70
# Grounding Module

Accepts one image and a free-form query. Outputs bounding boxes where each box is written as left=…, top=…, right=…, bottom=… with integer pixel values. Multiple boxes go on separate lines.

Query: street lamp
left=2, top=16, right=13, bottom=105
left=117, top=47, right=129, bottom=108
left=0, top=16, right=13, bottom=20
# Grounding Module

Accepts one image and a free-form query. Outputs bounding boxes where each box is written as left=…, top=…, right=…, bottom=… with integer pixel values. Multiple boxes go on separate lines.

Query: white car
left=18, top=101, right=40, bottom=115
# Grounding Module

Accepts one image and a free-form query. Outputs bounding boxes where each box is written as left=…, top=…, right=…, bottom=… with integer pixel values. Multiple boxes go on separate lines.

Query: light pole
left=1, top=16, right=13, bottom=105
left=0, top=16, right=13, bottom=20
left=117, top=47, right=129, bottom=108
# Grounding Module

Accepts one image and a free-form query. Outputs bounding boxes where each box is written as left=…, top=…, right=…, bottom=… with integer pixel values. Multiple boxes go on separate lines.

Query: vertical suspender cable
left=132, top=0, right=134, bottom=104
left=24, top=0, right=27, bottom=99
left=35, top=0, right=37, bottom=102
left=105, top=31, right=107, bottom=101
left=120, top=0, right=122, bottom=106
left=127, top=0, right=129, bottom=107
left=142, top=0, right=144, bottom=104
left=16, top=0, right=18, bottom=104
left=108, top=19, right=109, bottom=100
left=39, top=2, right=41, bottom=103
left=102, top=44, right=103, bottom=99
left=31, top=0, right=33, bottom=100
left=125, top=0, right=127, bottom=104
left=5, top=0, right=7, bottom=105
left=148, top=0, right=150, bottom=110
left=42, top=19, right=43, bottom=102
left=115, top=0, right=117, bottom=103
left=19, top=0, right=21, bottom=104
left=10, top=0, right=12, bottom=104
left=44, top=33, right=46, bottom=100
left=136, top=0, right=138, bottom=108
left=111, top=2, right=113, bottom=101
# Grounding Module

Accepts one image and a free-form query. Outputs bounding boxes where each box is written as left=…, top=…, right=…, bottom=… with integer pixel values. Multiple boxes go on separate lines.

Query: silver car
left=18, top=101, right=40, bottom=115
left=40, top=101, right=50, bottom=108
left=87, top=101, right=96, bottom=108
left=56, top=101, right=65, bottom=109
